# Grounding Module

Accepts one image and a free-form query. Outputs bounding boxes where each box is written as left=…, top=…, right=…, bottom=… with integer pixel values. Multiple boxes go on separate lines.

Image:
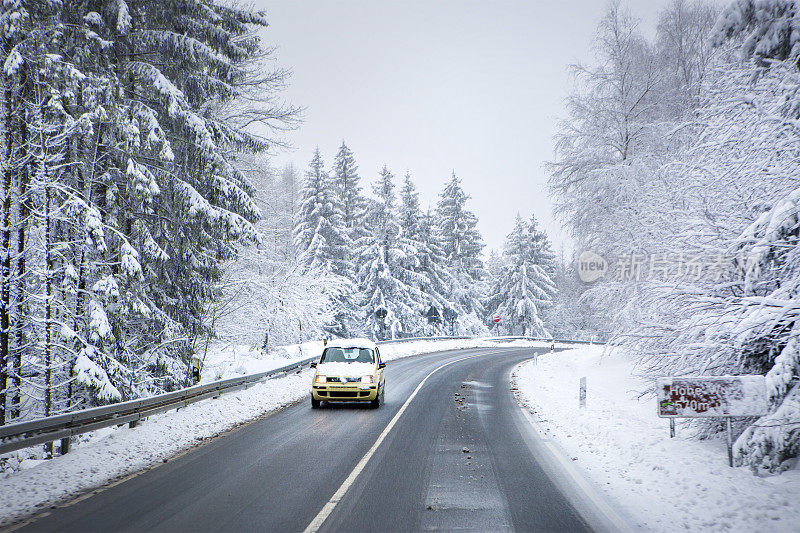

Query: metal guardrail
left=486, top=336, right=597, bottom=345
left=375, top=335, right=472, bottom=344
left=0, top=357, right=316, bottom=456
left=0, top=336, right=592, bottom=456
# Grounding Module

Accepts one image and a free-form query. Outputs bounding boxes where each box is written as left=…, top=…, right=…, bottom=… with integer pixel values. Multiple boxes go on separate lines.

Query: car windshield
left=320, top=347, right=374, bottom=364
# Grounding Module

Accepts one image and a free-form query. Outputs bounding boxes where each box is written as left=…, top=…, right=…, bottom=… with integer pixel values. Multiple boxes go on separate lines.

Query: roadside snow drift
left=513, top=346, right=800, bottom=532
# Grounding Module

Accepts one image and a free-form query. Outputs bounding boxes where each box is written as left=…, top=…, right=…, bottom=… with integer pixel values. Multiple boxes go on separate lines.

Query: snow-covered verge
left=199, top=340, right=326, bottom=382
left=0, top=337, right=545, bottom=526
left=512, top=346, right=800, bottom=532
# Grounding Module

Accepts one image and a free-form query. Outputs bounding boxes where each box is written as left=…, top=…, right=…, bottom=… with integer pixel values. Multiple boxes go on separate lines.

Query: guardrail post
left=129, top=420, right=138, bottom=429
left=60, top=437, right=70, bottom=454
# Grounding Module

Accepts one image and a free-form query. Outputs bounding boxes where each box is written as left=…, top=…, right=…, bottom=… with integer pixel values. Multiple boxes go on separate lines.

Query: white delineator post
left=579, top=376, right=587, bottom=409
left=726, top=418, right=733, bottom=467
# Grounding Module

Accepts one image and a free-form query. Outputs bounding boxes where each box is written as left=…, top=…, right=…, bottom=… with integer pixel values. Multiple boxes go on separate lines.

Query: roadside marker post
left=726, top=418, right=734, bottom=467
left=579, top=376, right=586, bottom=409
left=656, top=376, right=768, bottom=467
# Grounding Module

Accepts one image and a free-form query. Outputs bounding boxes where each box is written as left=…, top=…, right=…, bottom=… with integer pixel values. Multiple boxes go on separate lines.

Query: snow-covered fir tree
left=399, top=174, right=452, bottom=335
left=436, top=171, right=486, bottom=332
left=399, top=172, right=422, bottom=240
left=332, top=142, right=368, bottom=243
left=293, top=149, right=355, bottom=337
left=356, top=166, right=423, bottom=339
left=294, top=149, right=350, bottom=275
left=0, top=0, right=297, bottom=429
left=487, top=214, right=556, bottom=337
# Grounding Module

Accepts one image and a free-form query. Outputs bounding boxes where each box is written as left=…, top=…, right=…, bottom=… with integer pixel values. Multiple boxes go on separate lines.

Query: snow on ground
left=199, top=340, right=325, bottom=382
left=0, top=337, right=542, bottom=526
left=512, top=346, right=800, bottom=532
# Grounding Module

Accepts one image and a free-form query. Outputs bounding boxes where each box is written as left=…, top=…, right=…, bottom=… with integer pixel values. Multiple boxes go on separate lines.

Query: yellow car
left=310, top=338, right=386, bottom=408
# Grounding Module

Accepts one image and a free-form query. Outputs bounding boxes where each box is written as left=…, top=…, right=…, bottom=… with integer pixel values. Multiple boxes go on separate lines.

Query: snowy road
left=16, top=347, right=616, bottom=532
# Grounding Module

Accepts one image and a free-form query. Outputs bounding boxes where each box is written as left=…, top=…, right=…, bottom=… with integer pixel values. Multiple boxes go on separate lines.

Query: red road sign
left=492, top=314, right=500, bottom=323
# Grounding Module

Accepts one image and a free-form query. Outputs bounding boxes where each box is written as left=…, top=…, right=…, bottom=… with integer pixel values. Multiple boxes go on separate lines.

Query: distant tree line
left=223, top=143, right=559, bottom=346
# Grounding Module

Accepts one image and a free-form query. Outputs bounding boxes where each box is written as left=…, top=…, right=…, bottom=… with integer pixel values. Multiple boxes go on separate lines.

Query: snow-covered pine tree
left=398, top=173, right=451, bottom=335
left=0, top=0, right=26, bottom=424
left=357, top=166, right=423, bottom=339
left=294, top=149, right=349, bottom=273
left=93, top=0, right=298, bottom=393
left=332, top=141, right=368, bottom=244
left=485, top=249, right=506, bottom=281
left=0, top=0, right=296, bottom=429
left=436, top=171, right=486, bottom=332
left=731, top=186, right=800, bottom=470
left=486, top=214, right=556, bottom=337
left=527, top=213, right=557, bottom=283
left=713, top=0, right=800, bottom=62
left=293, top=148, right=355, bottom=336
left=0, top=3, right=117, bottom=428
left=399, top=172, right=421, bottom=240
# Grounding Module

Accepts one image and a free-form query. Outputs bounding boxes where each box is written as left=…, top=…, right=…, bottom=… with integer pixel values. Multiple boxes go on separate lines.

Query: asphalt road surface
left=18, top=346, right=613, bottom=532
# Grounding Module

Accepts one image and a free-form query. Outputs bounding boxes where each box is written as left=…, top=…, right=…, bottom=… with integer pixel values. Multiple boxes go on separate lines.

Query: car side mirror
left=379, top=363, right=386, bottom=369
left=310, top=362, right=317, bottom=368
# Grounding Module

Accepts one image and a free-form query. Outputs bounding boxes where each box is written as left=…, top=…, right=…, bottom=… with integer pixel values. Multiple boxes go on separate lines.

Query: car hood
left=315, top=361, right=375, bottom=376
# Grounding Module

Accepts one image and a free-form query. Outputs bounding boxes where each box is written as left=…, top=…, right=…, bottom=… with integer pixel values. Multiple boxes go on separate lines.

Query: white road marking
left=302, top=351, right=501, bottom=533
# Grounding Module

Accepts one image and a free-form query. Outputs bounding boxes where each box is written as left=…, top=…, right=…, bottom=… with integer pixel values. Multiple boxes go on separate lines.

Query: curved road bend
left=18, top=347, right=596, bottom=532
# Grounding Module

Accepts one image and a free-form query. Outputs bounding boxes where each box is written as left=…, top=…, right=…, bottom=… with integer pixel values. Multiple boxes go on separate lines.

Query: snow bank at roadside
left=512, top=346, right=800, bottom=532
left=200, top=340, right=324, bottom=382
left=0, top=336, right=540, bottom=526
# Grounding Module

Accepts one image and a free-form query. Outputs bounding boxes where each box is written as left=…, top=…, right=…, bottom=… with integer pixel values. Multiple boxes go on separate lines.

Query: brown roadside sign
left=656, top=376, right=767, bottom=418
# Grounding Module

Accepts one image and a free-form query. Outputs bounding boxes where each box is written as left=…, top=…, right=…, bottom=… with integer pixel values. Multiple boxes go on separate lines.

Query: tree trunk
left=13, top=116, right=27, bottom=421
left=43, top=179, right=53, bottom=457
left=1, top=80, right=13, bottom=426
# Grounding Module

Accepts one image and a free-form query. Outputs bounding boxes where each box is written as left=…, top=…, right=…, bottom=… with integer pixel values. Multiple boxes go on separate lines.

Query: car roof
left=324, top=337, right=378, bottom=350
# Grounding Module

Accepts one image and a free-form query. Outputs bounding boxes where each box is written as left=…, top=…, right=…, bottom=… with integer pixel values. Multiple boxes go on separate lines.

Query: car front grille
left=327, top=376, right=361, bottom=383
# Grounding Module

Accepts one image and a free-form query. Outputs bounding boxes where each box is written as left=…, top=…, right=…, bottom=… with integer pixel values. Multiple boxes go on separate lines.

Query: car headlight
left=315, top=374, right=327, bottom=384
left=361, top=375, right=374, bottom=384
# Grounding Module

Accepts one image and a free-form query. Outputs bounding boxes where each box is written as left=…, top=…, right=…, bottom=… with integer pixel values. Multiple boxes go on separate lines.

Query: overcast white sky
left=257, top=0, right=726, bottom=254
